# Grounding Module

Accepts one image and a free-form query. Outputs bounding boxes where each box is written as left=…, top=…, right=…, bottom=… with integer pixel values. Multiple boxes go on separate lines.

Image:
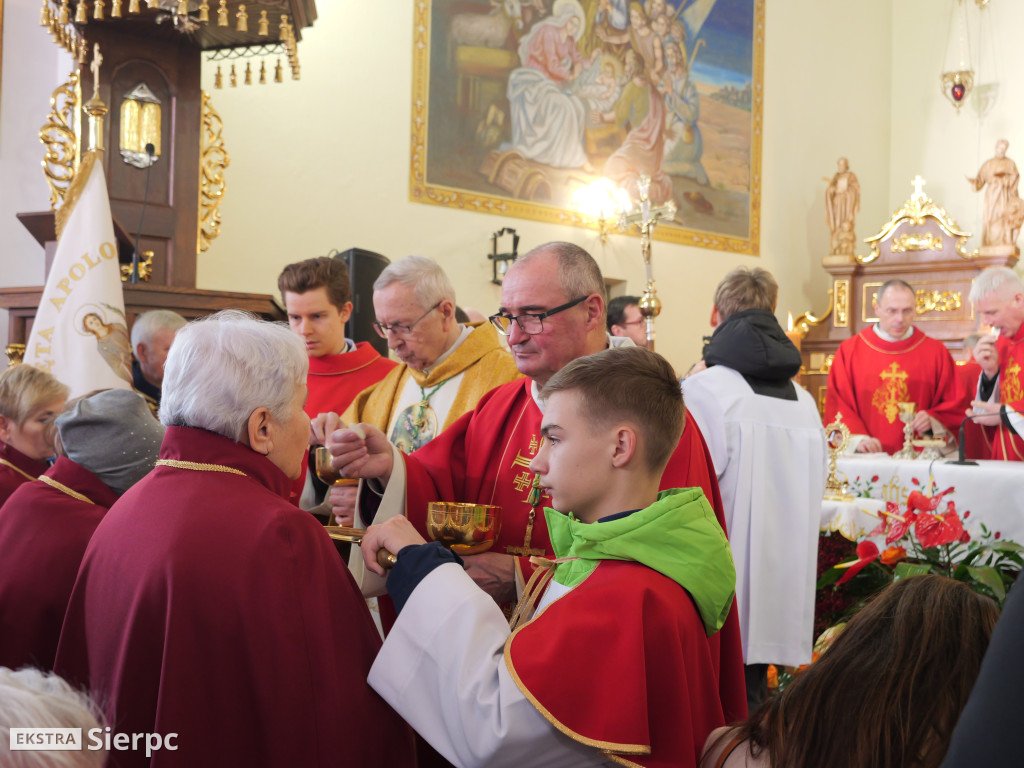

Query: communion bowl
left=426, top=502, right=501, bottom=556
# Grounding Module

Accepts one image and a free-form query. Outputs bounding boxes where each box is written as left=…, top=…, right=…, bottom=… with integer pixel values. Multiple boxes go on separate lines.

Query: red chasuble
left=290, top=341, right=398, bottom=503
left=992, top=325, right=1024, bottom=461
left=824, top=327, right=967, bottom=454
left=956, top=361, right=995, bottom=460
left=55, top=427, right=413, bottom=768
left=0, top=457, right=116, bottom=671
left=400, top=378, right=748, bottom=725
left=0, top=441, right=48, bottom=507
left=507, top=561, right=726, bottom=768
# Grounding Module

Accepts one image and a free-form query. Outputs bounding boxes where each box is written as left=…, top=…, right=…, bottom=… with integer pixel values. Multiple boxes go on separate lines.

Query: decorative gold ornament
left=217, top=0, right=227, bottom=26
left=94, top=0, right=105, bottom=20
left=823, top=413, right=853, bottom=501
left=111, top=0, right=122, bottom=17
left=75, top=1, right=88, bottom=23
left=197, top=3, right=208, bottom=22
left=83, top=44, right=108, bottom=154
left=128, top=0, right=139, bottom=13
left=915, top=290, right=963, bottom=314
left=258, top=10, right=268, bottom=35
left=244, top=62, right=252, bottom=85
left=792, top=288, right=833, bottom=338
left=119, top=82, right=162, bottom=168
left=834, top=279, right=850, bottom=327
left=41, top=0, right=51, bottom=26
left=120, top=250, right=153, bottom=282
left=214, top=65, right=222, bottom=89
left=197, top=91, right=230, bottom=254
left=229, top=64, right=237, bottom=87
left=236, top=3, right=247, bottom=32
left=259, top=60, right=266, bottom=84
left=5, top=344, right=27, bottom=366
left=861, top=176, right=973, bottom=263
left=941, top=69, right=974, bottom=112
left=59, top=0, right=70, bottom=24
left=176, top=0, right=187, bottom=15
left=39, top=70, right=82, bottom=211
left=274, top=57, right=283, bottom=83
left=891, top=232, right=944, bottom=252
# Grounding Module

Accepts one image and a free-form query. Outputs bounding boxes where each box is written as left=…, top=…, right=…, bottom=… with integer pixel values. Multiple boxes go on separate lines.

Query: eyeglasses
left=615, top=319, right=645, bottom=327
left=489, top=296, right=587, bottom=336
left=373, top=301, right=442, bottom=339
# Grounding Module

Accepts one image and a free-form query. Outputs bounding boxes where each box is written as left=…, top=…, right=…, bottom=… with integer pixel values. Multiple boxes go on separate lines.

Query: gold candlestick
left=893, top=401, right=917, bottom=460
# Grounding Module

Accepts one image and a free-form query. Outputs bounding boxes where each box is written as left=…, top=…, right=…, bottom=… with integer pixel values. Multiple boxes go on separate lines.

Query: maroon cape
left=291, top=341, right=398, bottom=504
left=0, top=441, right=48, bottom=508
left=55, top=427, right=413, bottom=768
left=398, top=378, right=748, bottom=725
left=508, top=561, right=729, bottom=768
left=0, top=457, right=115, bottom=671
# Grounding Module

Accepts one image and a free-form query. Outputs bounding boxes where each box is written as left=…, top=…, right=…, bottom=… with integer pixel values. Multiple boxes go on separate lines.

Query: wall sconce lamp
left=572, top=178, right=632, bottom=243
left=488, top=227, right=519, bottom=285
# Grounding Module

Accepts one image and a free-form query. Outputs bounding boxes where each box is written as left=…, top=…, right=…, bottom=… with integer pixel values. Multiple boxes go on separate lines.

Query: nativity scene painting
left=411, top=0, right=763, bottom=254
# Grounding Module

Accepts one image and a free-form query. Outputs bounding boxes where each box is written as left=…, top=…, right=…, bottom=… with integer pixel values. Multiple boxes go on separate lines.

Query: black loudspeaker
left=335, top=248, right=390, bottom=357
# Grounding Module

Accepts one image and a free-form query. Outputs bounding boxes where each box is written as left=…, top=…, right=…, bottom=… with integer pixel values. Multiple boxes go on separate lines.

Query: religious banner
left=23, top=152, right=133, bottom=398
left=410, top=0, right=764, bottom=254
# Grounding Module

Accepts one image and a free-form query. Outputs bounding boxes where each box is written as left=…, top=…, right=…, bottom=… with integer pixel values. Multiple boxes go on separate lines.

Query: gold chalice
left=893, top=401, right=917, bottom=460
left=426, top=502, right=502, bottom=556
left=314, top=446, right=360, bottom=488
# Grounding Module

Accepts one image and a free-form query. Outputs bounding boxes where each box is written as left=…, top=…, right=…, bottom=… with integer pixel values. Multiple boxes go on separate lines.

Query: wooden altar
left=796, top=183, right=1018, bottom=414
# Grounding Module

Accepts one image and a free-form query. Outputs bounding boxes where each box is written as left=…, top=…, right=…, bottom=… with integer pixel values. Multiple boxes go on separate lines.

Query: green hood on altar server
left=543, top=487, right=736, bottom=636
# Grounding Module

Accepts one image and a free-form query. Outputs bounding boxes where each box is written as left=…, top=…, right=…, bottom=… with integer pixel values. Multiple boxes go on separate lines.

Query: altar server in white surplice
left=683, top=267, right=826, bottom=713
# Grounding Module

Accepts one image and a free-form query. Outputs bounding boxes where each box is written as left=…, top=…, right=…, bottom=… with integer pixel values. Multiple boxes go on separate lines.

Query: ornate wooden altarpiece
left=1, top=1, right=317, bottom=354
left=795, top=180, right=1019, bottom=415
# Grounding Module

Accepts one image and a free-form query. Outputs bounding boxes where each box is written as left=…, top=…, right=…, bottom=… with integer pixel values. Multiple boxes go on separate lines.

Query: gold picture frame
left=410, top=0, right=765, bottom=254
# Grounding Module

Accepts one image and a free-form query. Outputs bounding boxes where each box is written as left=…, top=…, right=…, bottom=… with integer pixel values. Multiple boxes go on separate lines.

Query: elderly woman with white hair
left=55, top=311, right=414, bottom=768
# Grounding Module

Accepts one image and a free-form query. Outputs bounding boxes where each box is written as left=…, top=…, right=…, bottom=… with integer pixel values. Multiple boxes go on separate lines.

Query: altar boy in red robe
left=361, top=346, right=738, bottom=768
left=55, top=311, right=412, bottom=768
left=968, top=267, right=1024, bottom=460
left=824, top=279, right=967, bottom=454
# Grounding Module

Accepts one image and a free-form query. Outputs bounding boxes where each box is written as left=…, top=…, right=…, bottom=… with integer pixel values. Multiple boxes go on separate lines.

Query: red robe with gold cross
left=824, top=327, right=967, bottom=454
left=992, top=324, right=1024, bottom=461
left=0, top=457, right=116, bottom=671
left=290, top=341, right=398, bottom=504
left=399, top=377, right=748, bottom=726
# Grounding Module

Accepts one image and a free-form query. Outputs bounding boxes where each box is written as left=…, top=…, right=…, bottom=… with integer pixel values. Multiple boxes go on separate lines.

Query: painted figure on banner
left=825, top=157, right=860, bottom=256
left=81, top=309, right=132, bottom=383
left=968, top=139, right=1024, bottom=249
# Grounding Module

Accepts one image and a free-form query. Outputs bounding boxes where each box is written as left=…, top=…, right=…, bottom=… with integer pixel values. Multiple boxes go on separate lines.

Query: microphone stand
left=129, top=143, right=156, bottom=284
left=946, top=412, right=997, bottom=466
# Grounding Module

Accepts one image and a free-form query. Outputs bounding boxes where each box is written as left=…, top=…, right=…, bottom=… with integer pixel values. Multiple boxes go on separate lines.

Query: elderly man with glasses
left=326, top=241, right=746, bottom=705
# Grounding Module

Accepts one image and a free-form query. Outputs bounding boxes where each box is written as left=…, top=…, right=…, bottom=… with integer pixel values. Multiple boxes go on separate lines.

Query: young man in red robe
left=360, top=346, right=737, bottom=768
left=968, top=267, right=1024, bottom=460
left=54, top=312, right=413, bottom=768
left=328, top=242, right=747, bottom=725
left=278, top=256, right=397, bottom=504
left=0, top=389, right=163, bottom=671
left=824, top=279, right=967, bottom=454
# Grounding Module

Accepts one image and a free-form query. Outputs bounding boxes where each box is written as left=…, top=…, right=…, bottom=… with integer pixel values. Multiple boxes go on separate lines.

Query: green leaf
left=817, top=567, right=843, bottom=590
left=966, top=565, right=1006, bottom=603
left=893, top=562, right=931, bottom=581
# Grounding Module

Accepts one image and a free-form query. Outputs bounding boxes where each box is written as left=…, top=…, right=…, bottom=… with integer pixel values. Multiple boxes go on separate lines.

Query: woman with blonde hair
left=0, top=365, right=68, bottom=505
left=701, top=575, right=1000, bottom=768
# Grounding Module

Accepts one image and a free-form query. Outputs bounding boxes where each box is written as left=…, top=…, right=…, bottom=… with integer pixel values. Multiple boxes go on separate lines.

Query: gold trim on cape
left=39, top=474, right=95, bottom=505
left=0, top=458, right=38, bottom=482
left=856, top=328, right=927, bottom=356
left=156, top=459, right=247, bottom=477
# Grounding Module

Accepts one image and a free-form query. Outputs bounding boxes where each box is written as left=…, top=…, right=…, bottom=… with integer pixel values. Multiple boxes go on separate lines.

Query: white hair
left=130, top=310, right=187, bottom=350
left=969, top=266, right=1024, bottom=304
left=0, top=667, right=106, bottom=768
left=160, top=311, right=307, bottom=442
left=373, top=255, right=456, bottom=310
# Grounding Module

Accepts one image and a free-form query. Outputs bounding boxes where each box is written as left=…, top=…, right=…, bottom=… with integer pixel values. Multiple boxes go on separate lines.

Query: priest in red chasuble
left=328, top=242, right=747, bottom=728
left=55, top=311, right=413, bottom=768
left=278, top=256, right=397, bottom=505
left=824, top=279, right=967, bottom=454
left=967, top=267, right=1024, bottom=460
